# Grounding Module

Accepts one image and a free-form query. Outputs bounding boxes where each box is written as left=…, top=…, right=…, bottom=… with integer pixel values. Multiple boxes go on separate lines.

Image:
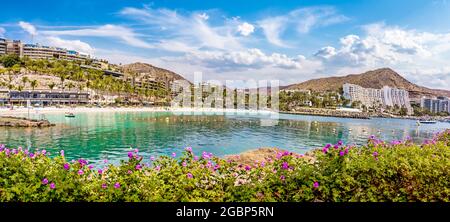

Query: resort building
left=0, top=38, right=6, bottom=55
left=0, top=38, right=90, bottom=62
left=343, top=83, right=413, bottom=114
left=0, top=89, right=90, bottom=106
left=421, top=96, right=450, bottom=114
left=6, top=39, right=23, bottom=57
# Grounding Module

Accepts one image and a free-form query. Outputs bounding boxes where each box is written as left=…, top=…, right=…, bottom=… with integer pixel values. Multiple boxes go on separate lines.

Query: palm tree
left=48, top=82, right=56, bottom=106
left=30, top=80, right=38, bottom=91
left=48, top=82, right=56, bottom=91
left=59, top=73, right=67, bottom=91
left=21, top=76, right=29, bottom=89
left=66, top=82, right=75, bottom=92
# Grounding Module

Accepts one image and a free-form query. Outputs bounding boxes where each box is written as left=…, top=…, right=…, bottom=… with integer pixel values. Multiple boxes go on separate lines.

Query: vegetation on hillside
left=0, top=55, right=170, bottom=104
left=0, top=130, right=448, bottom=202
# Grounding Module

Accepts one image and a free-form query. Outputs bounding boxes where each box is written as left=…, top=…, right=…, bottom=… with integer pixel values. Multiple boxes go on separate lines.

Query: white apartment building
left=421, top=96, right=450, bottom=114
left=343, top=83, right=413, bottom=114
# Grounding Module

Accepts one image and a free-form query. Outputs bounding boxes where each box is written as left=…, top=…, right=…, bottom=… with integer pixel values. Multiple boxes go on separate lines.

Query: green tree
left=48, top=82, right=56, bottom=91
left=30, top=80, right=38, bottom=91
left=1, top=54, right=21, bottom=68
left=21, top=76, right=29, bottom=88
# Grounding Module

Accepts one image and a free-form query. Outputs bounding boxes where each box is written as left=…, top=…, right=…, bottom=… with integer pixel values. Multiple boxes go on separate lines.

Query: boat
left=65, top=112, right=76, bottom=118
left=418, top=120, right=437, bottom=124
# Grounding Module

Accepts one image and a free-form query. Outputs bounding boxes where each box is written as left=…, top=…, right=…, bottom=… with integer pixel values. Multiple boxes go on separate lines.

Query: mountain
left=283, top=68, right=450, bottom=99
left=120, top=62, right=190, bottom=86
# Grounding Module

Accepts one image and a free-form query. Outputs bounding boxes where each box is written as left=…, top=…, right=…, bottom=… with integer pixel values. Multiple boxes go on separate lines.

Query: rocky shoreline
left=280, top=108, right=370, bottom=119
left=0, top=116, right=55, bottom=127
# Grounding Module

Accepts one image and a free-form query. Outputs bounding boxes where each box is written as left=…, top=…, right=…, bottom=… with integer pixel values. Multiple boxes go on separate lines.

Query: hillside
left=284, top=68, right=450, bottom=99
left=121, top=62, right=190, bottom=85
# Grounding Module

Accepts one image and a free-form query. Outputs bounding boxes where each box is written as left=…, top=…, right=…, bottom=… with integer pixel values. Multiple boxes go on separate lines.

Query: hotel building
left=343, top=83, right=413, bottom=114
left=421, top=96, right=450, bottom=114
left=0, top=38, right=89, bottom=62
left=0, top=38, right=7, bottom=55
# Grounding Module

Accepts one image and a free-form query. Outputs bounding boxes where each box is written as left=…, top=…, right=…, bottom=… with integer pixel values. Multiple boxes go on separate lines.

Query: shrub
left=0, top=130, right=449, bottom=202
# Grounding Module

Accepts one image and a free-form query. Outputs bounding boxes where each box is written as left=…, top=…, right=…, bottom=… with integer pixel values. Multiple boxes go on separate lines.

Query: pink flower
left=127, top=152, right=133, bottom=159
left=42, top=149, right=47, bottom=155
left=150, top=156, right=155, bottom=161
left=103, top=159, right=108, bottom=163
left=63, top=163, right=70, bottom=170
left=60, top=150, right=65, bottom=156
left=135, top=164, right=142, bottom=170
left=185, top=147, right=193, bottom=152
left=127, top=170, right=132, bottom=174
left=172, top=152, right=176, bottom=158
left=282, top=162, right=289, bottom=170
left=98, top=169, right=103, bottom=174
left=313, top=181, right=319, bottom=188
left=339, top=151, right=345, bottom=156
left=134, top=148, right=139, bottom=153
left=194, top=156, right=199, bottom=161
left=49, top=182, right=55, bottom=189
left=114, top=182, right=120, bottom=189
left=182, top=161, right=187, bottom=167
left=245, top=165, right=251, bottom=171
left=102, top=183, right=107, bottom=189
left=187, top=173, right=193, bottom=179
left=280, top=175, right=285, bottom=181
left=42, top=178, right=48, bottom=185
left=78, top=170, right=84, bottom=175
left=88, top=165, right=94, bottom=170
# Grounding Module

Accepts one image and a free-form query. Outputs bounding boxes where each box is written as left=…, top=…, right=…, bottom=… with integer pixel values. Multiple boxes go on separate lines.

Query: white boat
left=419, top=120, right=437, bottom=124
left=65, top=112, right=76, bottom=118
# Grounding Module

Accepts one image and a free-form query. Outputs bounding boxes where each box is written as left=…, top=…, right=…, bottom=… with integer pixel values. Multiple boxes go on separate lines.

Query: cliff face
left=284, top=68, right=450, bottom=99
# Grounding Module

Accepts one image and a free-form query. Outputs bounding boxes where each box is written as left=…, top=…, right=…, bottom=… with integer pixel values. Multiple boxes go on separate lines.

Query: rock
left=225, top=147, right=316, bottom=165
left=0, top=116, right=55, bottom=127
left=281, top=107, right=370, bottom=119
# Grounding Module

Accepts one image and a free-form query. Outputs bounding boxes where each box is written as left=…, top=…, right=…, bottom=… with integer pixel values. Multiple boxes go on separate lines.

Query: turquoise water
left=1, top=111, right=449, bottom=165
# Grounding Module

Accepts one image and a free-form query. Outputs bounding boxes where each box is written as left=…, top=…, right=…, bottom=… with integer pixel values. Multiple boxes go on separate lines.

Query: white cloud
left=44, top=36, right=95, bottom=54
left=0, top=27, right=5, bottom=37
left=42, top=24, right=154, bottom=49
left=313, top=23, right=450, bottom=90
left=19, top=21, right=38, bottom=36
left=186, top=48, right=321, bottom=71
left=314, top=23, right=450, bottom=67
left=258, top=6, right=348, bottom=47
left=258, top=17, right=288, bottom=47
left=120, top=6, right=242, bottom=51
left=197, top=13, right=209, bottom=20
left=16, top=21, right=95, bottom=55
left=237, top=22, right=255, bottom=36
left=291, top=7, right=349, bottom=33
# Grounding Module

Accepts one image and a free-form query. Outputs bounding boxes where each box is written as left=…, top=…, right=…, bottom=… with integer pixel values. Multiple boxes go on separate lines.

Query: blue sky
left=1, top=0, right=450, bottom=89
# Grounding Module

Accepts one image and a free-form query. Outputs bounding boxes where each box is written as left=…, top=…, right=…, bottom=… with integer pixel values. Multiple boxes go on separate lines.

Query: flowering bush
left=0, top=130, right=449, bottom=202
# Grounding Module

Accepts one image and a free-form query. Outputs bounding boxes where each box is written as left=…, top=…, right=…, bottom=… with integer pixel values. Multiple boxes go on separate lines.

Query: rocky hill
left=120, top=62, right=190, bottom=85
left=283, top=68, right=450, bottom=99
